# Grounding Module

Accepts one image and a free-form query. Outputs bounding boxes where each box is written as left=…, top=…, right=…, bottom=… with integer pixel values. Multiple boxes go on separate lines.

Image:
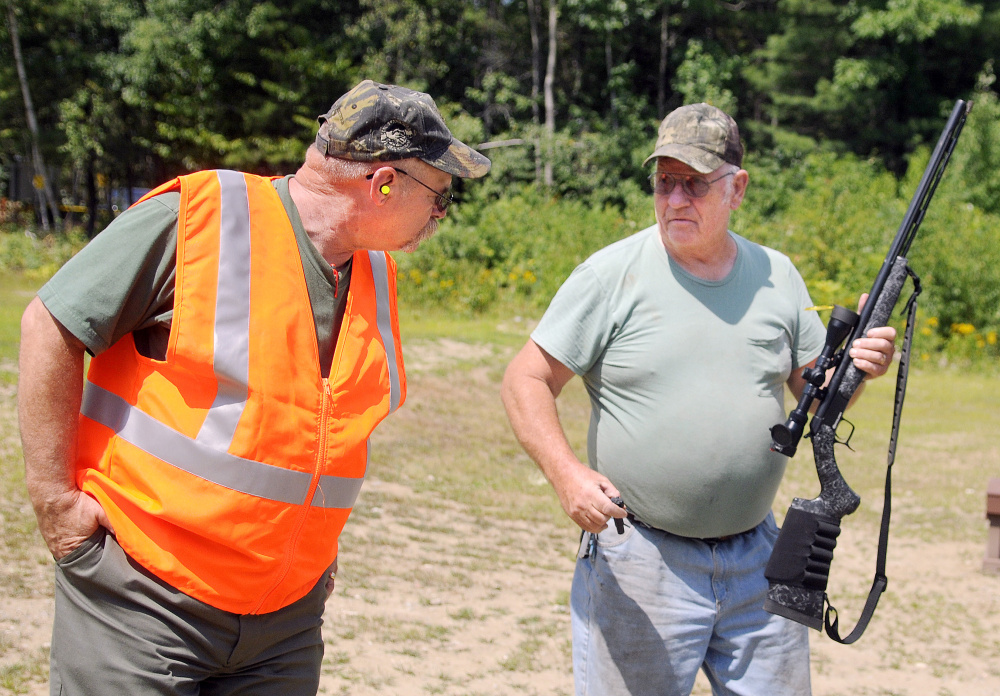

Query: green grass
left=398, top=305, right=537, bottom=349
left=0, top=274, right=41, bottom=365
left=0, top=650, right=49, bottom=694
left=775, top=365, right=1000, bottom=543
left=0, top=277, right=42, bottom=601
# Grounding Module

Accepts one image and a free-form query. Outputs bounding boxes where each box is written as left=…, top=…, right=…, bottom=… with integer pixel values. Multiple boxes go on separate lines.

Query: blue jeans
left=571, top=513, right=811, bottom=696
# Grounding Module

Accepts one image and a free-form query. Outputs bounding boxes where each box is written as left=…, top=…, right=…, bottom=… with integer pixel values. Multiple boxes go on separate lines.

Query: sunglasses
left=648, top=171, right=734, bottom=198
left=368, top=168, right=454, bottom=212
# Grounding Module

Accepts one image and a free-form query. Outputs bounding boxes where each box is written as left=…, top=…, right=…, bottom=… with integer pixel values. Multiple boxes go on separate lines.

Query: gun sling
left=816, top=270, right=919, bottom=643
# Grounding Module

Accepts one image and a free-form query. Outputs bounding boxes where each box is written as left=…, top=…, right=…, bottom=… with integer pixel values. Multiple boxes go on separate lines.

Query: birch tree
left=543, top=0, right=556, bottom=188
left=5, top=0, right=60, bottom=230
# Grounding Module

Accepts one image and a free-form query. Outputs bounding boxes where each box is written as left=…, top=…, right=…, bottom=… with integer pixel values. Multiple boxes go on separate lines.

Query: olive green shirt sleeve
left=38, top=193, right=179, bottom=356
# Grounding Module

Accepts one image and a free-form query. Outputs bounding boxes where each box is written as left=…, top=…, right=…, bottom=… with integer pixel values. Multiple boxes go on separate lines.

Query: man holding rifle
left=501, top=103, right=895, bottom=695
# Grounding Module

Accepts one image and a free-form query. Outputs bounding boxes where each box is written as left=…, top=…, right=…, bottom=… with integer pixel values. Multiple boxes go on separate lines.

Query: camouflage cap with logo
left=316, top=80, right=491, bottom=179
left=643, top=103, right=743, bottom=174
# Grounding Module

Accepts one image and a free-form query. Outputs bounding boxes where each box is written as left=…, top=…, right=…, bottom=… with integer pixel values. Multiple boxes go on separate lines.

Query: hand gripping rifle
left=763, top=100, right=972, bottom=643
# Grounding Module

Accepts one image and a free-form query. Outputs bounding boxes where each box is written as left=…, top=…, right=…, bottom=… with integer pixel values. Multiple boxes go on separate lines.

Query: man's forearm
left=500, top=353, right=581, bottom=489
left=18, top=297, right=86, bottom=523
left=501, top=344, right=623, bottom=533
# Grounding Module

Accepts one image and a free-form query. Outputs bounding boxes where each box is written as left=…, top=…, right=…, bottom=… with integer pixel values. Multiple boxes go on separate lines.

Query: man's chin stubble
left=401, top=218, right=439, bottom=253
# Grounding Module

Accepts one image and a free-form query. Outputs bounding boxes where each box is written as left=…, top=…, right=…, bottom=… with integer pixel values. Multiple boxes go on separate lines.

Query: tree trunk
left=606, top=36, right=617, bottom=130
left=7, top=1, right=61, bottom=231
left=85, top=157, right=97, bottom=238
left=543, top=0, right=557, bottom=189
left=527, top=0, right=543, bottom=184
left=658, top=3, right=670, bottom=118
left=62, top=167, right=79, bottom=231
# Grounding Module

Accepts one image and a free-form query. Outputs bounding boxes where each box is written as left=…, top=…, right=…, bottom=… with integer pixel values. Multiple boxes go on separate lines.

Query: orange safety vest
left=75, top=170, right=406, bottom=614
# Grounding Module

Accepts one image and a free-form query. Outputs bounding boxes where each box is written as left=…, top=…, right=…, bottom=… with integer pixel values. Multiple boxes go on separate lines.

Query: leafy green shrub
left=734, top=147, right=999, bottom=368
left=0, top=228, right=88, bottom=278
left=735, top=150, right=903, bottom=309
left=400, top=143, right=999, bottom=367
left=395, top=183, right=651, bottom=313
left=947, top=61, right=1000, bottom=215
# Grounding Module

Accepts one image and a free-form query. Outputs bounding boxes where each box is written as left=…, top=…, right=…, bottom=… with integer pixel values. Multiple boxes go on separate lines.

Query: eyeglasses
left=367, top=168, right=453, bottom=212
left=648, top=171, right=734, bottom=198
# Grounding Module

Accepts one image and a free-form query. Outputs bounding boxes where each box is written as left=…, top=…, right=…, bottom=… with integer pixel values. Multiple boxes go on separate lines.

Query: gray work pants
left=50, top=528, right=328, bottom=696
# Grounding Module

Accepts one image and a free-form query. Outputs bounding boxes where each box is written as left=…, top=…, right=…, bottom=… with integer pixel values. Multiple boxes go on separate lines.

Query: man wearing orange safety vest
left=18, top=80, right=490, bottom=695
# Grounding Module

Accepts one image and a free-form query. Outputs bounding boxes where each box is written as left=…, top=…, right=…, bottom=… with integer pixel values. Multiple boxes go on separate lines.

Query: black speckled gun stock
left=764, top=100, right=972, bottom=643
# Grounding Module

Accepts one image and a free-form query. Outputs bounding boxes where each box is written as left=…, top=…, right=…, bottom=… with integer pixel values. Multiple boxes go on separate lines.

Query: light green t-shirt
left=39, top=175, right=350, bottom=377
left=532, top=225, right=826, bottom=538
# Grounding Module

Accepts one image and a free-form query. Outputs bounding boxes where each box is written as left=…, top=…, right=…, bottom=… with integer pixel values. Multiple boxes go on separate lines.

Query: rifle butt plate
left=764, top=586, right=824, bottom=631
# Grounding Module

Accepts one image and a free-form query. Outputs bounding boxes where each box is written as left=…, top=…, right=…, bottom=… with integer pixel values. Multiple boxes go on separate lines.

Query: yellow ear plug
left=380, top=185, right=391, bottom=195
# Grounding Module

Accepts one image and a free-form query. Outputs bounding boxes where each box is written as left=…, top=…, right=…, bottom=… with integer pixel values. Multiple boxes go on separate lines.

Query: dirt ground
left=321, top=480, right=1000, bottom=696
left=3, top=474, right=999, bottom=696
left=1, top=339, right=998, bottom=695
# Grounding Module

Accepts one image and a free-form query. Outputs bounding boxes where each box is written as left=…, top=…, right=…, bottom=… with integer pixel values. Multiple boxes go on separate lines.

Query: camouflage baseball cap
left=643, top=103, right=743, bottom=173
left=316, top=80, right=491, bottom=179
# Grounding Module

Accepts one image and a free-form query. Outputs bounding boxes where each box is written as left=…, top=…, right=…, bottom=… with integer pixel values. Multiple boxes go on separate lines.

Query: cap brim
left=642, top=144, right=723, bottom=174
left=422, top=139, right=492, bottom=178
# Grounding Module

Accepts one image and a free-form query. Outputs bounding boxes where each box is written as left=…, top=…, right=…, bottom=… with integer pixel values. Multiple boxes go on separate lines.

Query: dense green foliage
left=1, top=0, right=997, bottom=365
left=4, top=0, right=998, bottom=204
left=0, top=227, right=85, bottom=277
left=394, top=92, right=1000, bottom=367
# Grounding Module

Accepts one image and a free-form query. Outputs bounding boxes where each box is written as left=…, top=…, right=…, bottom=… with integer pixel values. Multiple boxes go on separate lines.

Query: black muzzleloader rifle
left=763, top=99, right=973, bottom=644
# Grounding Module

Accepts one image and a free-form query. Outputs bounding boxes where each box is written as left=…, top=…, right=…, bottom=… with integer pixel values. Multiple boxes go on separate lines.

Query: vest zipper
left=250, top=378, right=332, bottom=614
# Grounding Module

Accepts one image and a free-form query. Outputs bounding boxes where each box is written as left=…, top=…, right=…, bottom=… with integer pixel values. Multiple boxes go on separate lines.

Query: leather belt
left=627, top=513, right=751, bottom=543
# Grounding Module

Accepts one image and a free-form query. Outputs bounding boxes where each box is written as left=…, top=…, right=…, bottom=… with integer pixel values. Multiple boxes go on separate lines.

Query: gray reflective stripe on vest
left=196, top=170, right=252, bottom=449
left=367, top=250, right=402, bottom=413
left=81, top=382, right=364, bottom=509
left=312, top=439, right=370, bottom=507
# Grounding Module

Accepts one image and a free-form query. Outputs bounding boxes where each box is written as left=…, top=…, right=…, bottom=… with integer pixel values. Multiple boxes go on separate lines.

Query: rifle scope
left=770, top=305, right=859, bottom=456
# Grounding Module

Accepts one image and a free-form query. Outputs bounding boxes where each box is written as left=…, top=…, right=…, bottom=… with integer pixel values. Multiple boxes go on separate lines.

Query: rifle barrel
left=812, top=99, right=971, bottom=427
left=892, top=100, right=973, bottom=260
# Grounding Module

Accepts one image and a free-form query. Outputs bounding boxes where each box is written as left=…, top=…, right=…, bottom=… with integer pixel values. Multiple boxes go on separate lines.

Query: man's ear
left=367, top=167, right=398, bottom=205
left=729, top=169, right=749, bottom=210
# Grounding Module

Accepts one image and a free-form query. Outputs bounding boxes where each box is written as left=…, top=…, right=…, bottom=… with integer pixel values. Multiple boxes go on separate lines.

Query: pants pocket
left=54, top=527, right=107, bottom=568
